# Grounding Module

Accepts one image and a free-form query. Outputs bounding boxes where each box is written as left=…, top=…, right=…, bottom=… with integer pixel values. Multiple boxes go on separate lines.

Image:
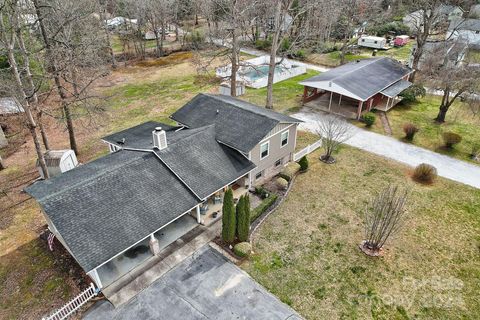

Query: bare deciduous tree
left=316, top=115, right=353, bottom=163
left=419, top=39, right=479, bottom=123
left=361, top=185, right=408, bottom=256
left=0, top=0, right=49, bottom=177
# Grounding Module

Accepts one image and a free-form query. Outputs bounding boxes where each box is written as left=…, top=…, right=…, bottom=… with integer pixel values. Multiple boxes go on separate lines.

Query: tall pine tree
left=222, top=188, right=236, bottom=243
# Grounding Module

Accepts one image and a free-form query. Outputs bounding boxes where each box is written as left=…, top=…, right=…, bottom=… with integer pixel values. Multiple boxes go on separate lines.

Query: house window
left=280, top=130, right=289, bottom=147
left=476, top=31, right=480, bottom=34
left=260, top=141, right=269, bottom=159
left=374, top=40, right=378, bottom=44
left=255, top=171, right=263, bottom=180
left=275, top=159, right=283, bottom=167
left=361, top=39, right=365, bottom=42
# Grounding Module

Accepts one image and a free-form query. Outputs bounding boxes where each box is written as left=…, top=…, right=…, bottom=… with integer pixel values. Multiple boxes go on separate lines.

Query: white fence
left=293, top=139, right=322, bottom=161
left=42, top=283, right=99, bottom=320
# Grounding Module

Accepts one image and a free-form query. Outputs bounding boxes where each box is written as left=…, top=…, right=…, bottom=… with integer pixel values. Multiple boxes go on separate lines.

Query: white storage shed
left=37, top=149, right=79, bottom=179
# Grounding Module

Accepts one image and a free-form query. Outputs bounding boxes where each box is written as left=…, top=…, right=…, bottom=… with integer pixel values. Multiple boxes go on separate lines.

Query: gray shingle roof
left=102, top=121, right=178, bottom=149
left=0, top=97, right=24, bottom=114
left=170, top=93, right=301, bottom=154
left=155, top=125, right=255, bottom=199
left=299, top=57, right=413, bottom=101
left=449, top=18, right=480, bottom=32
left=380, top=79, right=412, bottom=98
left=25, top=150, right=200, bottom=272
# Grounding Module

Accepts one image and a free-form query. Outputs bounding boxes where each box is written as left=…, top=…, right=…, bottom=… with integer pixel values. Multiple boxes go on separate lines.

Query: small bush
left=412, top=163, right=437, bottom=184
left=279, top=162, right=300, bottom=181
left=399, top=84, right=426, bottom=103
left=254, top=186, right=269, bottom=199
left=275, top=177, right=288, bottom=190
left=254, top=38, right=271, bottom=50
left=291, top=50, right=306, bottom=60
left=250, top=193, right=278, bottom=222
left=362, top=112, right=376, bottom=127
left=298, top=155, right=309, bottom=172
left=442, top=132, right=462, bottom=149
left=233, top=242, right=252, bottom=258
left=403, top=123, right=419, bottom=141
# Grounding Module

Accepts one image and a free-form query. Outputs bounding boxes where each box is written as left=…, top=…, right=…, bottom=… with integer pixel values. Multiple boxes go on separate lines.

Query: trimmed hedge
left=250, top=193, right=278, bottom=223
left=233, top=242, right=252, bottom=258
left=276, top=177, right=288, bottom=190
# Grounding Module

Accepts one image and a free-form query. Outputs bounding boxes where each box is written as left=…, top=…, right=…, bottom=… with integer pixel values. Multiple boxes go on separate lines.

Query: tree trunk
left=266, top=1, right=282, bottom=109
left=435, top=105, right=448, bottom=123
left=16, top=26, right=50, bottom=150
left=33, top=0, right=78, bottom=155
left=5, top=41, right=49, bottom=178
left=230, top=24, right=238, bottom=97
left=99, top=3, right=117, bottom=69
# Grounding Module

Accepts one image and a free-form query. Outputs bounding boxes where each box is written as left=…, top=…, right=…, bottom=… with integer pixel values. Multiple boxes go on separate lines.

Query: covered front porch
left=303, top=89, right=369, bottom=120
left=192, top=175, right=250, bottom=226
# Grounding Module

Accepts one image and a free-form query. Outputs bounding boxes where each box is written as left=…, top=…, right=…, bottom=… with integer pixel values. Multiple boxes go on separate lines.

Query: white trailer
left=358, top=36, right=388, bottom=49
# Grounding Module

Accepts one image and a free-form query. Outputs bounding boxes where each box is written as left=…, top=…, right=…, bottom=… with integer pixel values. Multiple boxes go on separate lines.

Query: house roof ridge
left=330, top=57, right=385, bottom=84
left=34, top=149, right=150, bottom=202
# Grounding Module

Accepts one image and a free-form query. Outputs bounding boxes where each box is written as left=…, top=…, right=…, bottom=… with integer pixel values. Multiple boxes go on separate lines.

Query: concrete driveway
left=83, top=246, right=301, bottom=320
left=293, top=110, right=480, bottom=189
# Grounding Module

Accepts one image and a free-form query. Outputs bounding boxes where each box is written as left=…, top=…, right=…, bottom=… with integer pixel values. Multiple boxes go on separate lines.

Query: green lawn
left=364, top=95, right=480, bottom=164
left=241, top=70, right=320, bottom=113
left=243, top=146, right=480, bottom=319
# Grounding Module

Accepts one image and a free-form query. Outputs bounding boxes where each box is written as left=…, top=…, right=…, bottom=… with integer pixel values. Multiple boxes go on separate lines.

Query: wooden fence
left=42, top=283, right=99, bottom=320
left=293, top=139, right=322, bottom=161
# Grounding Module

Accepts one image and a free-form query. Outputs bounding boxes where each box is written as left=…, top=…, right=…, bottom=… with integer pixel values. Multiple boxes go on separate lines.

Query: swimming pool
left=216, top=55, right=307, bottom=89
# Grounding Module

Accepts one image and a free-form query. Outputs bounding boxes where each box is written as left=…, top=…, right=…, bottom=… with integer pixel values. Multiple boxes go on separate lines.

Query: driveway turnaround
left=83, top=246, right=301, bottom=320
left=293, top=110, right=480, bottom=189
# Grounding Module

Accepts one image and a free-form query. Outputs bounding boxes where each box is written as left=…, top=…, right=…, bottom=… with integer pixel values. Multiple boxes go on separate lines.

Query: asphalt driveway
left=83, top=246, right=301, bottom=320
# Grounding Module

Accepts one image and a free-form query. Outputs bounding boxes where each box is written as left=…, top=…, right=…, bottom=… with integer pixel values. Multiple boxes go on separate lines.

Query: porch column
left=338, top=94, right=342, bottom=106
left=302, top=86, right=308, bottom=103
left=196, top=205, right=201, bottom=223
left=368, top=98, right=374, bottom=111
left=149, top=234, right=160, bottom=256
left=387, top=97, right=391, bottom=110
left=88, top=269, right=103, bottom=289
left=328, top=91, right=333, bottom=111
left=357, top=101, right=363, bottom=120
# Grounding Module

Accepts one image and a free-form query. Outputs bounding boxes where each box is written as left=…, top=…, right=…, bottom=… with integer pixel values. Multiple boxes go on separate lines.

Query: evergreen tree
left=222, top=188, right=236, bottom=243
left=298, top=155, right=309, bottom=172
left=237, top=194, right=251, bottom=242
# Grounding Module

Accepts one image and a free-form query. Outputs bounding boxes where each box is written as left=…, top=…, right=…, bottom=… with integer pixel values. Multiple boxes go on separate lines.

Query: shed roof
left=0, top=97, right=24, bottom=114
left=449, top=18, right=480, bottom=32
left=170, top=94, right=301, bottom=154
left=299, top=57, right=413, bottom=101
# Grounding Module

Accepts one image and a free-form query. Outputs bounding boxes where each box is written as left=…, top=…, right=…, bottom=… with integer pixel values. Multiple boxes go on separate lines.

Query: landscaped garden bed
left=241, top=146, right=480, bottom=319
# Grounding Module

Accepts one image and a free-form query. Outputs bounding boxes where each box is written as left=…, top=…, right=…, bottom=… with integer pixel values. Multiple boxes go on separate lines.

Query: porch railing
left=42, top=283, right=99, bottom=320
left=293, top=139, right=322, bottom=162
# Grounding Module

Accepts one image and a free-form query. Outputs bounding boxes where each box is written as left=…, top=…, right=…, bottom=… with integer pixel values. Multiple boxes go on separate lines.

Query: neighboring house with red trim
left=299, top=57, right=414, bottom=119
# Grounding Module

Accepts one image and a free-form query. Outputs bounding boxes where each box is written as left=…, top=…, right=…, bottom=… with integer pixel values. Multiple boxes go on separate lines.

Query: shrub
left=250, top=193, right=278, bottom=223
left=254, top=38, right=272, bottom=50
left=442, top=132, right=462, bottom=149
left=412, top=163, right=437, bottom=184
left=362, top=112, right=376, bottom=127
left=184, top=30, right=205, bottom=49
left=275, top=177, right=288, bottom=190
left=399, top=84, right=426, bottom=104
left=279, top=162, right=300, bottom=181
left=292, top=50, right=306, bottom=60
left=298, top=155, right=309, bottom=172
left=403, top=123, right=419, bottom=141
left=222, top=188, right=236, bottom=243
left=236, top=195, right=250, bottom=242
left=233, top=242, right=252, bottom=258
left=254, top=186, right=269, bottom=199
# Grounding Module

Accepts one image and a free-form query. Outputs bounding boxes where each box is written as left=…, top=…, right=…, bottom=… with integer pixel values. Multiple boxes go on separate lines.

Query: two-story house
left=25, top=94, right=301, bottom=292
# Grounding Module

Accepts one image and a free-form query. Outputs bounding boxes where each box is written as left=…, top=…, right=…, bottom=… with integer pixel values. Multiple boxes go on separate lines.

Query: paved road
left=293, top=110, right=480, bottom=189
left=83, top=246, right=301, bottom=320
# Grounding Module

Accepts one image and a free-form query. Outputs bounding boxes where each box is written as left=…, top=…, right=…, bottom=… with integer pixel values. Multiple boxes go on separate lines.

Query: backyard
left=364, top=95, right=480, bottom=164
left=242, top=146, right=480, bottom=319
